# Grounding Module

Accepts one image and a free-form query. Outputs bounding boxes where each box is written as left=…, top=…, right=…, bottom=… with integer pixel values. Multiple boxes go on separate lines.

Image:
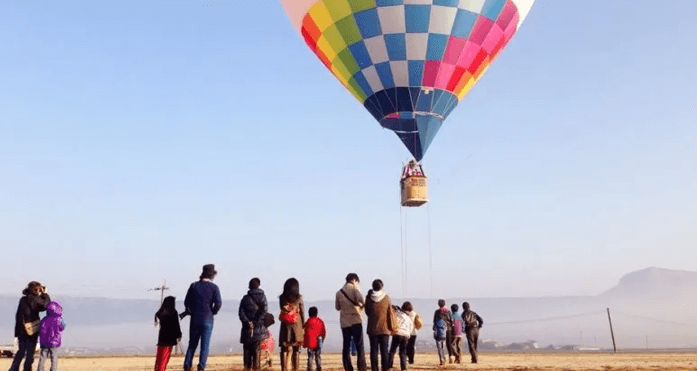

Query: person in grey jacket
left=335, top=273, right=367, bottom=371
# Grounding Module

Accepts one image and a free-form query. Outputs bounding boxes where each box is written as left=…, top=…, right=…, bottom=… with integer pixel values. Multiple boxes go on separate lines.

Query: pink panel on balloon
left=435, top=63, right=456, bottom=89
left=422, top=60, right=440, bottom=87
left=481, top=24, right=504, bottom=54
left=442, top=36, right=467, bottom=65
left=456, top=41, right=481, bottom=69
left=496, top=0, right=519, bottom=30
left=469, top=16, right=494, bottom=46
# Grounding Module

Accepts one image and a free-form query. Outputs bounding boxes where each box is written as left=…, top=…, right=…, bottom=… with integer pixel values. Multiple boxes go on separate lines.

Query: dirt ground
left=1, top=351, right=696, bottom=371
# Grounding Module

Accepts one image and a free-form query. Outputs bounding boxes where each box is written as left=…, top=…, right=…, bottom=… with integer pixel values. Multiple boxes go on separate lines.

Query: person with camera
left=8, top=281, right=51, bottom=371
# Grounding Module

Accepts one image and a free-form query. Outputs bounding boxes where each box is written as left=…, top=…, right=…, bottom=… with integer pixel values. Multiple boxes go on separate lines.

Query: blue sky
left=1, top=0, right=695, bottom=302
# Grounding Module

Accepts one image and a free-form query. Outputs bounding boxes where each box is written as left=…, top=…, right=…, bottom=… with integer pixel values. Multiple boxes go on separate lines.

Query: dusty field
left=1, top=351, right=696, bottom=371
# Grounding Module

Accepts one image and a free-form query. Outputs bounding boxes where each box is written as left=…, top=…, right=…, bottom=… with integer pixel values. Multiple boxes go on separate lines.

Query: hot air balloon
left=279, top=0, right=535, bottom=206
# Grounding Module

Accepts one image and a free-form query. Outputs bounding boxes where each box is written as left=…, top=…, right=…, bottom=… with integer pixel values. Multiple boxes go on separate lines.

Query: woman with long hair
left=278, top=278, right=304, bottom=371
left=8, top=281, right=50, bottom=371
left=154, top=296, right=182, bottom=371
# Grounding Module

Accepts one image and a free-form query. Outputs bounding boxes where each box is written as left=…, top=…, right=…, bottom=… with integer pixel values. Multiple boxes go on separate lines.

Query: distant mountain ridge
left=601, top=267, right=697, bottom=299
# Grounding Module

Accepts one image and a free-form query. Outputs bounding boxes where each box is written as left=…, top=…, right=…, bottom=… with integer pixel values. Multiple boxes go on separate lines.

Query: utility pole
left=606, top=308, right=617, bottom=353
left=148, top=280, right=169, bottom=304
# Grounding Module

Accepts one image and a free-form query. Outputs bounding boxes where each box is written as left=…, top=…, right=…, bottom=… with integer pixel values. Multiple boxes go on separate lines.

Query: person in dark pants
left=239, top=277, right=269, bottom=371
left=461, top=302, right=483, bottom=364
left=8, top=281, right=51, bottom=371
left=335, top=273, right=367, bottom=371
left=387, top=303, right=414, bottom=371
left=182, top=264, right=222, bottom=371
left=364, top=279, right=395, bottom=371
left=401, top=302, right=421, bottom=364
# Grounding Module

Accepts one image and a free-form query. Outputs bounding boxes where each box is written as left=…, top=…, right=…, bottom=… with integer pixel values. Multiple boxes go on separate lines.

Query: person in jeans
left=364, top=279, right=395, bottom=371
left=432, top=299, right=453, bottom=366
left=8, top=281, right=51, bottom=371
left=239, top=277, right=269, bottom=370
left=335, top=273, right=366, bottom=371
left=182, top=264, right=222, bottom=371
left=37, top=301, right=65, bottom=371
left=303, top=306, right=326, bottom=371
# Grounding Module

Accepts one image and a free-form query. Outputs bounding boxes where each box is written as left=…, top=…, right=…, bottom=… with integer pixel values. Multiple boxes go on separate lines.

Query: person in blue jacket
left=182, top=264, right=222, bottom=371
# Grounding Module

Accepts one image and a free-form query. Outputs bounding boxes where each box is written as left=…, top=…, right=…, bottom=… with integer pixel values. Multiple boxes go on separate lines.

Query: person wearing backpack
left=239, top=278, right=269, bottom=370
left=387, top=303, right=414, bottom=371
left=461, top=302, right=483, bottom=364
left=401, top=302, right=421, bottom=365
left=432, top=299, right=453, bottom=366
left=450, top=304, right=462, bottom=364
left=279, top=278, right=305, bottom=371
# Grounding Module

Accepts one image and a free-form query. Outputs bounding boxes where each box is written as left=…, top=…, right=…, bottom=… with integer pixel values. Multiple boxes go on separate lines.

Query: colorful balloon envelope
left=280, top=0, right=535, bottom=161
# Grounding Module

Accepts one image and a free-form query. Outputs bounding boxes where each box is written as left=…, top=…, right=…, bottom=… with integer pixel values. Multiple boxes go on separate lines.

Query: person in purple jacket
left=182, top=264, right=222, bottom=371
left=37, top=301, right=65, bottom=371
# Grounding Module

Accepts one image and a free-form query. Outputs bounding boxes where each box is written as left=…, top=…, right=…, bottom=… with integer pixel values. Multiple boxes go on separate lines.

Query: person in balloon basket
left=432, top=299, right=453, bottom=366
left=153, top=296, right=182, bottom=371
left=402, top=302, right=422, bottom=365
left=303, top=306, right=326, bottom=371
left=278, top=278, right=305, bottom=371
left=182, top=264, right=222, bottom=371
left=461, top=302, right=483, bottom=364
left=335, top=273, right=367, bottom=371
left=364, top=279, right=396, bottom=371
left=36, top=301, right=65, bottom=371
left=239, top=277, right=270, bottom=370
left=8, top=281, right=51, bottom=371
left=387, top=303, right=414, bottom=371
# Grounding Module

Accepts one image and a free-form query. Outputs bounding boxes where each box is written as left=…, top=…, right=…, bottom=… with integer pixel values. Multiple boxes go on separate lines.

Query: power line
left=611, top=310, right=697, bottom=327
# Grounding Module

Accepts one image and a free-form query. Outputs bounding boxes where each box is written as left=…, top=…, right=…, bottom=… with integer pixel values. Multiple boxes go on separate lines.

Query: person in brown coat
left=279, top=278, right=305, bottom=371
left=364, top=279, right=395, bottom=371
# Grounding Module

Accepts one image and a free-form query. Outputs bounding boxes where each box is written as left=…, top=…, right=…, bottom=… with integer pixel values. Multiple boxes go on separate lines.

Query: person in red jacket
left=304, top=307, right=326, bottom=371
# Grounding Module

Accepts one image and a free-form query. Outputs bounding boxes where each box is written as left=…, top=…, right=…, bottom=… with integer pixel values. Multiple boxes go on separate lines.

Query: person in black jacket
left=154, top=296, right=182, bottom=371
left=461, top=302, right=483, bottom=364
left=8, top=281, right=51, bottom=371
left=239, top=278, right=269, bottom=371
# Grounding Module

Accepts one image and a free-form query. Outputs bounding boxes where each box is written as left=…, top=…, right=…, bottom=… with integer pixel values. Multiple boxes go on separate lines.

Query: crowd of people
left=7, top=265, right=484, bottom=371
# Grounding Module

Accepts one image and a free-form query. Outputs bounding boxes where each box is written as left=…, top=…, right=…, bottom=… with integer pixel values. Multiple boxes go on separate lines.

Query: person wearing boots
left=182, top=264, right=222, bottom=371
left=278, top=278, right=305, bottom=371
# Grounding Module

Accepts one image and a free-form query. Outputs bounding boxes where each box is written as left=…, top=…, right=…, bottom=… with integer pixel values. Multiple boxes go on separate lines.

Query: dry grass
left=2, top=351, right=696, bottom=371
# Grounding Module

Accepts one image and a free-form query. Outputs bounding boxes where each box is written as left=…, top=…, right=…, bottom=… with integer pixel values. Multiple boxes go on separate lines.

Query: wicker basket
left=400, top=176, right=428, bottom=207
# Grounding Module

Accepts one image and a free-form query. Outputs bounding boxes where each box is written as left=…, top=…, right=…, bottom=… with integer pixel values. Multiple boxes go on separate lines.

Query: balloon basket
left=400, top=176, right=428, bottom=207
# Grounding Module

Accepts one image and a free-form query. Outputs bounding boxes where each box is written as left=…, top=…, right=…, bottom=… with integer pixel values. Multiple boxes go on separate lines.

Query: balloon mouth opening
left=383, top=111, right=444, bottom=124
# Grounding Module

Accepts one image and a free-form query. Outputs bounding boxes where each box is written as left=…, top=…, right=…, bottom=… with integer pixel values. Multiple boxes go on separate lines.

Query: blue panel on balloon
left=434, top=0, right=459, bottom=6
left=381, top=118, right=417, bottom=132
left=354, top=9, right=382, bottom=39
left=415, top=90, right=433, bottom=112
left=409, top=87, right=421, bottom=108
left=374, top=90, right=395, bottom=116
left=432, top=89, right=450, bottom=116
left=452, top=9, right=477, bottom=39
left=395, top=131, right=424, bottom=161
left=385, top=34, right=406, bottom=61
left=405, top=5, right=430, bottom=33
left=416, top=115, right=444, bottom=156
left=408, top=60, right=424, bottom=86
left=349, top=41, right=373, bottom=69
left=482, top=0, right=507, bottom=21
left=385, top=88, right=398, bottom=113
left=443, top=96, right=459, bottom=118
left=364, top=99, right=383, bottom=121
left=396, top=87, right=413, bottom=112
